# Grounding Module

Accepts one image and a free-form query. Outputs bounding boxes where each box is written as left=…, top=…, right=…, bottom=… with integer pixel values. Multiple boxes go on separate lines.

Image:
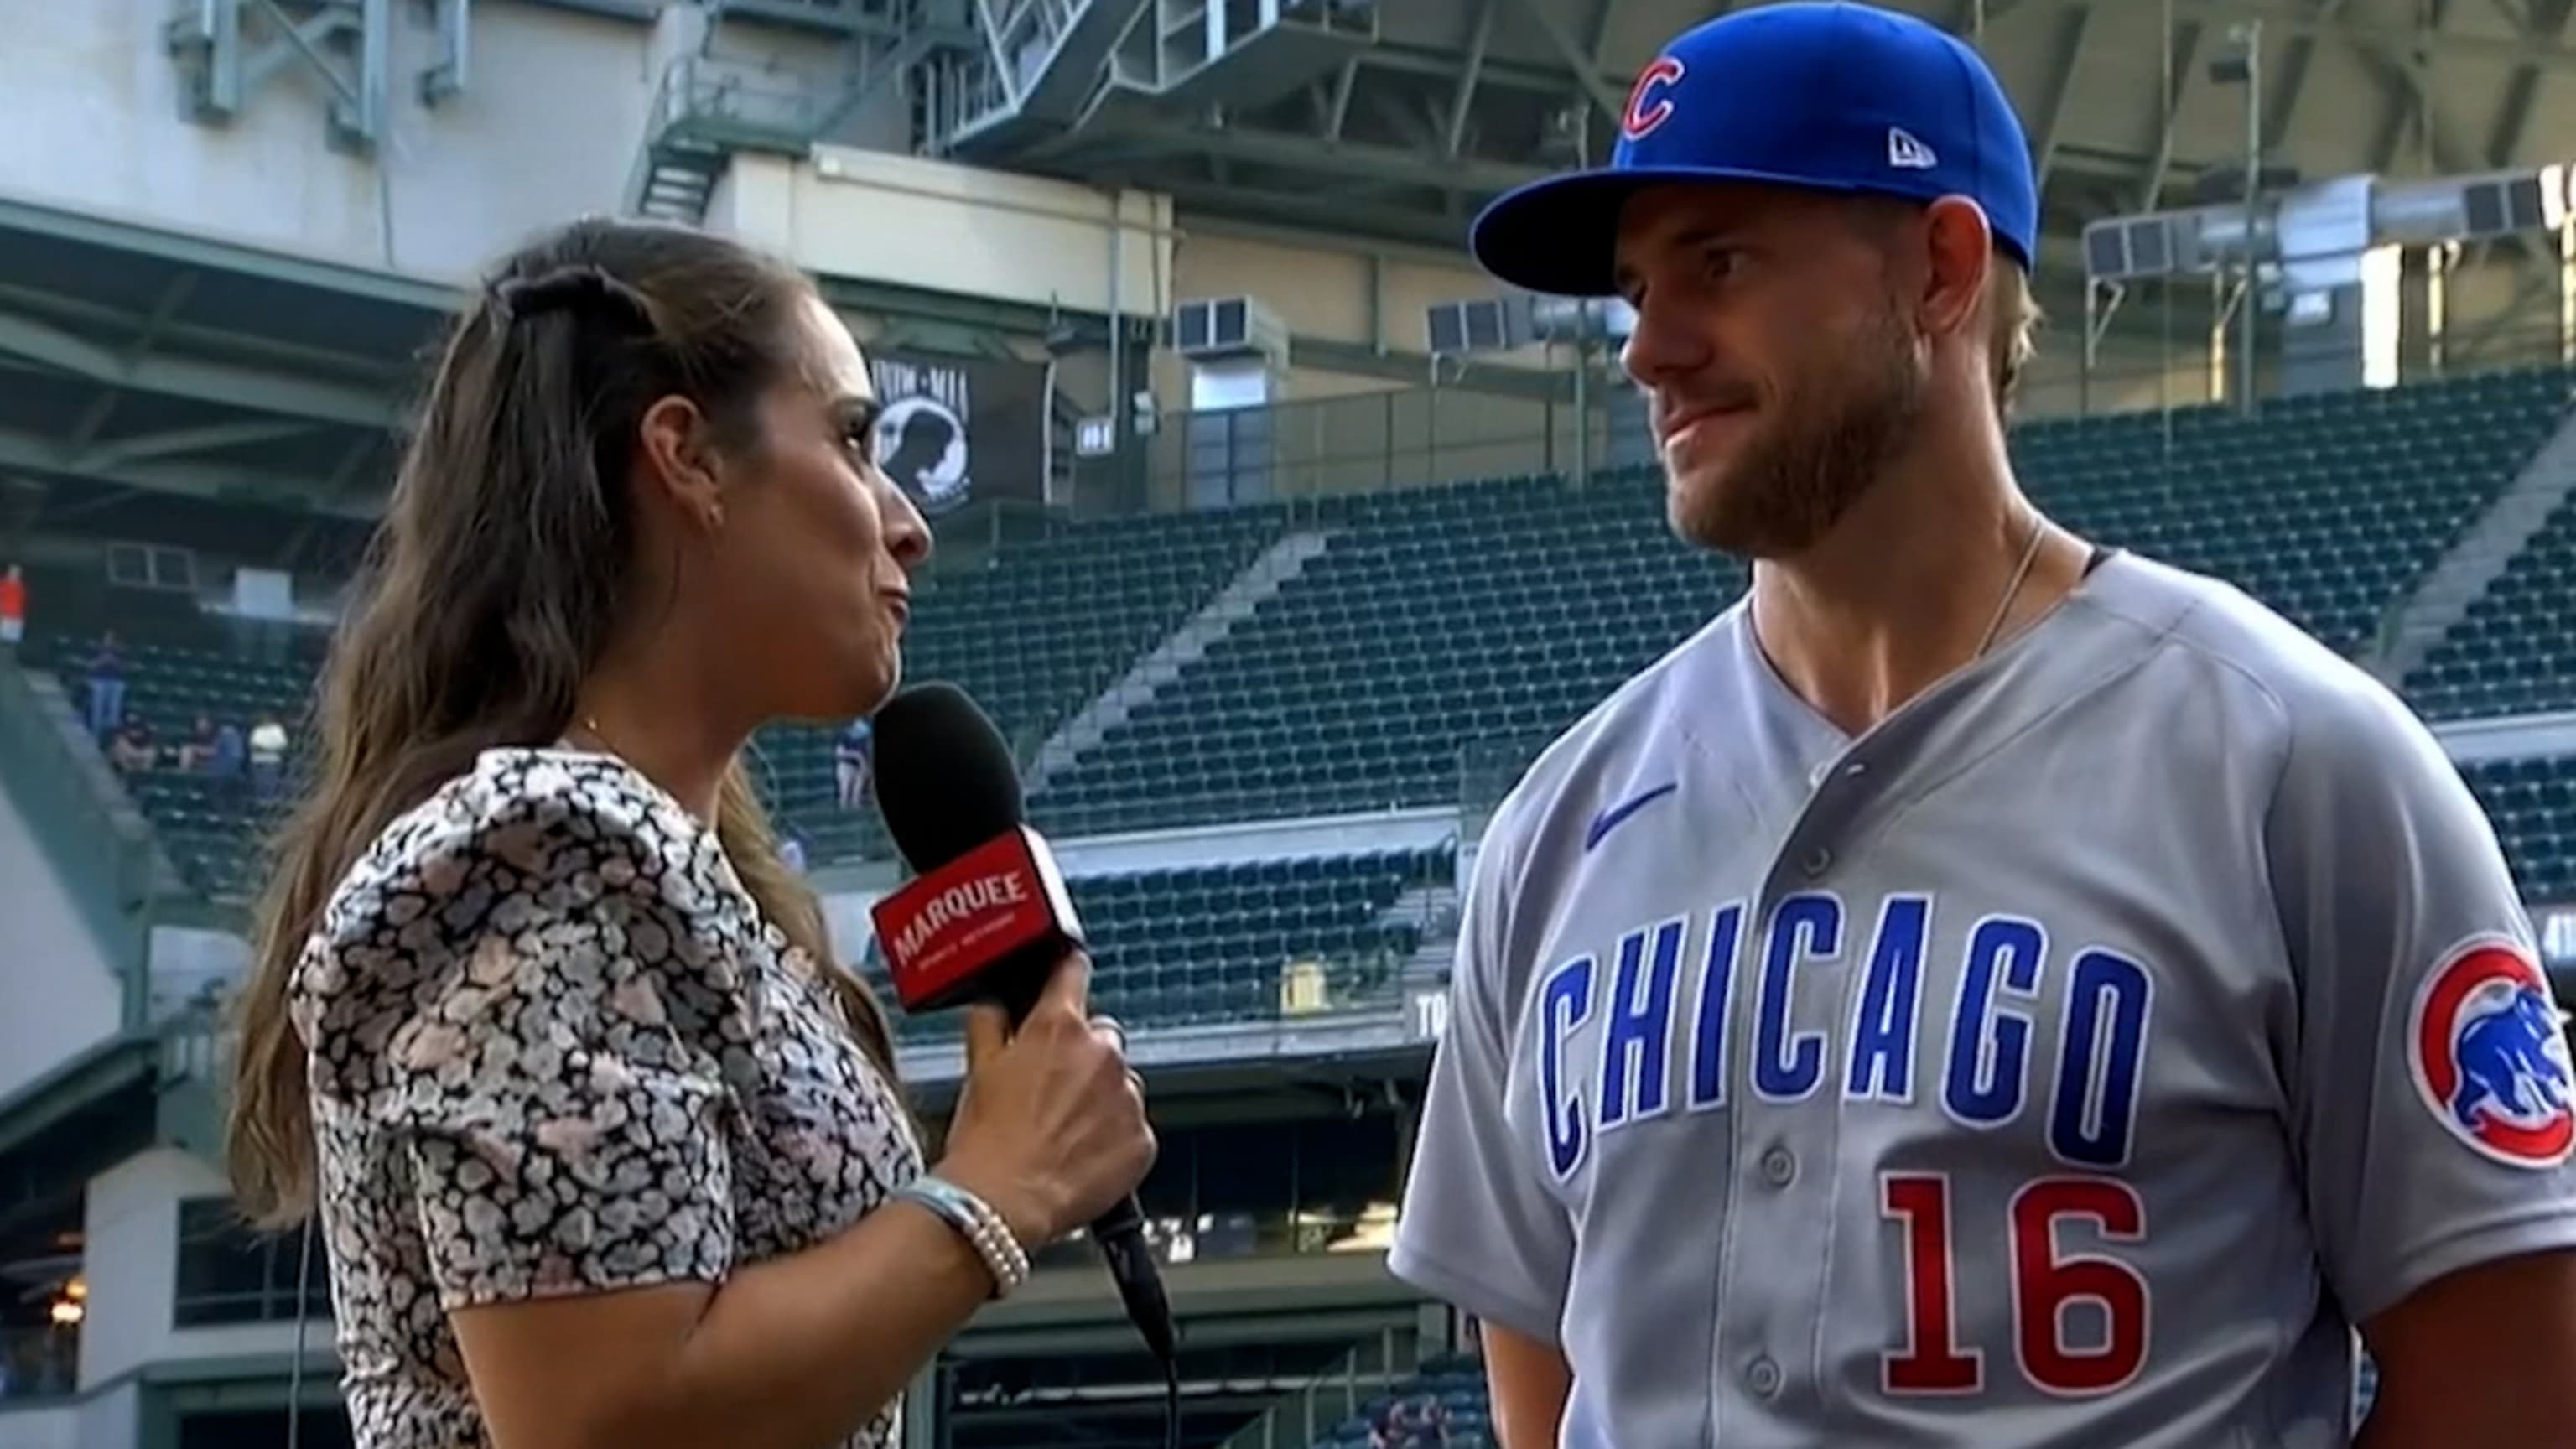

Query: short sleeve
left=304, top=758, right=742, bottom=1311
left=1388, top=804, right=1576, bottom=1344
left=2269, top=678, right=2576, bottom=1323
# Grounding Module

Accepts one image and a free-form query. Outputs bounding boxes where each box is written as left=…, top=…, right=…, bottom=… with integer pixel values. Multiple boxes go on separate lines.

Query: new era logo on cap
left=1887, top=127, right=1937, bottom=169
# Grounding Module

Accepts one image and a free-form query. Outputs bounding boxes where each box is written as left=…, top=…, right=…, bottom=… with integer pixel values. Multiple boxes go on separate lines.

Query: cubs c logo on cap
left=1623, top=57, right=1685, bottom=142
left=2409, top=935, right=2576, bottom=1168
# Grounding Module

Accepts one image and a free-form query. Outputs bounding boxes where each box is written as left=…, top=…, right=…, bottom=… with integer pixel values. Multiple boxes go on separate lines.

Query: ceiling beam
left=2031, top=4, right=2099, bottom=190
left=0, top=190, right=455, bottom=317
left=1448, top=0, right=1497, bottom=158
left=1325, top=58, right=1358, bottom=142
left=84, top=420, right=323, bottom=469
left=2261, top=0, right=2352, bottom=156
left=0, top=425, right=375, bottom=519
left=0, top=282, right=416, bottom=397
left=2098, top=0, right=2576, bottom=72
left=2485, top=0, right=2576, bottom=164
left=0, top=313, right=397, bottom=430
left=2138, top=18, right=2209, bottom=208
left=1499, top=0, right=1630, bottom=123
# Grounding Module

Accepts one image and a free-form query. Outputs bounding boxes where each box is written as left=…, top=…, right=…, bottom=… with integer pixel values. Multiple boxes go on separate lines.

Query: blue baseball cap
left=1470, top=2, right=2038, bottom=298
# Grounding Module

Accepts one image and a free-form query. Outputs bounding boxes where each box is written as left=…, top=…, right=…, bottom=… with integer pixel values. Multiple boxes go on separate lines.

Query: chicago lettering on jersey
left=1538, top=891, right=2154, bottom=1181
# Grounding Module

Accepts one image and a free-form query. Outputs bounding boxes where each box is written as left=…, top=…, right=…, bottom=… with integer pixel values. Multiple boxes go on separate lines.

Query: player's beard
left=1665, top=302, right=1928, bottom=559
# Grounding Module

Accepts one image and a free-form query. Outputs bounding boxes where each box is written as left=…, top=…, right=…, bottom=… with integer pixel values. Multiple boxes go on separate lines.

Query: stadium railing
left=154, top=999, right=231, bottom=1164
left=1213, top=1332, right=1420, bottom=1449
left=0, top=657, right=156, bottom=1022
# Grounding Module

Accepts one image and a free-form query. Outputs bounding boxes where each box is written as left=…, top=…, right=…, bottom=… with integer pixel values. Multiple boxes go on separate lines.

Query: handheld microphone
left=866, top=683, right=1181, bottom=1427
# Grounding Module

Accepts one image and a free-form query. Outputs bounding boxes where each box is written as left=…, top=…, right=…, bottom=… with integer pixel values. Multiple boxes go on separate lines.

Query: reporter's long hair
left=226, top=216, right=901, bottom=1229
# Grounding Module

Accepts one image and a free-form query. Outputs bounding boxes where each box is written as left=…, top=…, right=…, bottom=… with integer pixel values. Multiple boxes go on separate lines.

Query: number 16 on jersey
left=1881, top=1173, right=2151, bottom=1397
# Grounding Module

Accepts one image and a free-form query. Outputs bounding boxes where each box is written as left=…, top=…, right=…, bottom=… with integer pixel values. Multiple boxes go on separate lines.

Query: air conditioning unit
left=2086, top=164, right=2576, bottom=286
left=2461, top=174, right=2551, bottom=238
left=1529, top=295, right=1636, bottom=343
left=1426, top=297, right=1532, bottom=355
left=1428, top=293, right=1638, bottom=354
left=1171, top=296, right=1290, bottom=367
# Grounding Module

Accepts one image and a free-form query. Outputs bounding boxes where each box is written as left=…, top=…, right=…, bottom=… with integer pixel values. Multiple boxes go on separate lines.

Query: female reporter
left=221, top=216, right=1155, bottom=1449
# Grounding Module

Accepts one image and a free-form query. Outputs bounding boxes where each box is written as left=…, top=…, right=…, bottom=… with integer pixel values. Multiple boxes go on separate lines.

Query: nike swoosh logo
left=1584, top=782, right=1678, bottom=853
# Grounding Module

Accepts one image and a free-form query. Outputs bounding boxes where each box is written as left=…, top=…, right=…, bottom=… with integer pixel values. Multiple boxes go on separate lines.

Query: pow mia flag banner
left=867, top=350, right=1050, bottom=517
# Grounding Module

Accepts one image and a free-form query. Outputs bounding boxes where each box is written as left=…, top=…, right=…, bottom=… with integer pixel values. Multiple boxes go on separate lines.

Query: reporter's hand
left=937, top=953, right=1155, bottom=1247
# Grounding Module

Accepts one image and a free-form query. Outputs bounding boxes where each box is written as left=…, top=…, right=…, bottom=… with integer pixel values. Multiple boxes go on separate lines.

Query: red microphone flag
left=870, top=825, right=1084, bottom=1013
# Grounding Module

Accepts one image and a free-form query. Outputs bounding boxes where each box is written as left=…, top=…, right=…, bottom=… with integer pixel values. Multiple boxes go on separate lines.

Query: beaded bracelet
left=894, top=1175, right=1032, bottom=1299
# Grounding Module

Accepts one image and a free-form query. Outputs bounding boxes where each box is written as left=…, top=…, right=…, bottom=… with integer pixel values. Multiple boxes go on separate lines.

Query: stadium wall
left=79, top=1149, right=311, bottom=1391
left=0, top=1384, right=136, bottom=1449
left=712, top=147, right=1174, bottom=323
left=0, top=782, right=122, bottom=1104
left=0, top=0, right=846, bottom=278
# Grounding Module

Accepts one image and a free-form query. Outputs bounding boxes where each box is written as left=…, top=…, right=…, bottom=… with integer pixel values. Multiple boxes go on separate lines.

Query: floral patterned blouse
left=293, top=747, right=922, bottom=1447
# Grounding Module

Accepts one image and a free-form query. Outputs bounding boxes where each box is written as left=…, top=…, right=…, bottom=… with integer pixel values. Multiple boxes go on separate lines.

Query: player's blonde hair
left=1842, top=194, right=2044, bottom=422
left=1987, top=260, right=2044, bottom=423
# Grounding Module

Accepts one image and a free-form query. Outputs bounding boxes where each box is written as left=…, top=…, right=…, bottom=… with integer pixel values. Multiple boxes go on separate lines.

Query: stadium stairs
left=0, top=651, right=188, bottom=1006
left=2374, top=387, right=2576, bottom=684
left=1025, top=527, right=1340, bottom=795
left=2402, top=387, right=2576, bottom=722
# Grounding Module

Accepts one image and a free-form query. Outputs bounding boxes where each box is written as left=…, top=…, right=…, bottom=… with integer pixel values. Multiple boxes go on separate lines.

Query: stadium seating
left=1029, top=468, right=1745, bottom=836
left=18, top=503, right=1291, bottom=890
left=726, top=505, right=1290, bottom=859
left=2460, top=754, right=2576, bottom=902
left=1291, top=1347, right=2379, bottom=1449
left=2017, top=365, right=2571, bottom=656
left=15, top=367, right=2575, bottom=913
left=1036, top=367, right=2572, bottom=836
left=870, top=845, right=1449, bottom=1035
left=1303, top=1351, right=1493, bottom=1449
left=2408, top=404, right=2576, bottom=717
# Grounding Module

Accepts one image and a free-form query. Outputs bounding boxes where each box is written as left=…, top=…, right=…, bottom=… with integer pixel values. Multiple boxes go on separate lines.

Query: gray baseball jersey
left=1389, top=551, right=2576, bottom=1447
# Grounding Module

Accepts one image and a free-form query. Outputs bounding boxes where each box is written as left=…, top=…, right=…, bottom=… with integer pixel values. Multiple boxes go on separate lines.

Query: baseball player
left=1388, top=6, right=2576, bottom=1447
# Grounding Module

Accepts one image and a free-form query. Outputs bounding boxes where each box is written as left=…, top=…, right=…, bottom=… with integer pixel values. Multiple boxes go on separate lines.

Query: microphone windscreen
left=870, top=682, right=1025, bottom=872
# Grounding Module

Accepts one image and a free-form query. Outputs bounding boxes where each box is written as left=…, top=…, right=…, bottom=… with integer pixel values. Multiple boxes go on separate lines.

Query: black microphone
left=866, top=683, right=1181, bottom=1412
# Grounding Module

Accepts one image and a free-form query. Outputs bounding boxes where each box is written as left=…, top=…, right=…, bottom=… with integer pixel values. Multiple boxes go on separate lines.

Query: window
left=173, top=1198, right=330, bottom=1327
left=104, top=542, right=196, bottom=593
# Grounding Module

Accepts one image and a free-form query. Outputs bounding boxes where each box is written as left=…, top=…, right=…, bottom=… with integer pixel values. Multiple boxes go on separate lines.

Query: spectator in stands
left=0, top=563, right=23, bottom=654
left=837, top=714, right=873, bottom=809
left=82, top=631, right=125, bottom=740
left=246, top=711, right=288, bottom=802
left=220, top=217, right=1151, bottom=1449
left=107, top=714, right=154, bottom=774
left=176, top=712, right=221, bottom=771
left=209, top=716, right=245, bottom=785
left=1370, top=1397, right=1451, bottom=1449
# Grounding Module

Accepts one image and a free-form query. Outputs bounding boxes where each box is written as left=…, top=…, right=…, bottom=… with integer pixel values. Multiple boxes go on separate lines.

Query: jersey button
left=1760, top=1147, right=1795, bottom=1186
left=1801, top=846, right=1832, bottom=876
left=1747, top=1356, right=1783, bottom=1397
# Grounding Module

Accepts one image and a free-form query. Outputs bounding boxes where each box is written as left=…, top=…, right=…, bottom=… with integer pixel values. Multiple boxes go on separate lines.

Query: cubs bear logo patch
left=2408, top=936, right=2576, bottom=1168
